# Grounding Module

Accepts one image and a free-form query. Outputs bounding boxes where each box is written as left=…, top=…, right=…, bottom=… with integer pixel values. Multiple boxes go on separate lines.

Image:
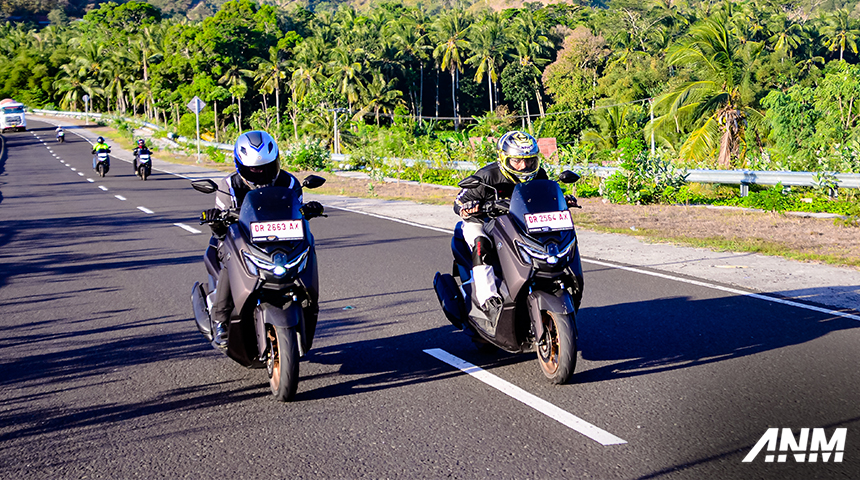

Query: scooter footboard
left=254, top=303, right=303, bottom=358
left=527, top=290, right=577, bottom=342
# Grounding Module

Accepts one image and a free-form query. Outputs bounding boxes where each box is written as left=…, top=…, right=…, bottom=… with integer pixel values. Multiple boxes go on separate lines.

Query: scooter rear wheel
left=536, top=311, right=576, bottom=384
left=267, top=325, right=299, bottom=402
left=97, top=164, right=105, bottom=177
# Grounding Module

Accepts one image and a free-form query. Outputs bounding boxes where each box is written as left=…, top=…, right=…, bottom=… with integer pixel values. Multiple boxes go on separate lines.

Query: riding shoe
left=213, top=321, right=228, bottom=349
left=481, top=295, right=504, bottom=323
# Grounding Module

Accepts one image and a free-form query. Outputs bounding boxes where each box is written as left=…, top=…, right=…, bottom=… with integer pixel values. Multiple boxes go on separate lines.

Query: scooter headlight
left=515, top=238, right=575, bottom=266
left=242, top=247, right=310, bottom=278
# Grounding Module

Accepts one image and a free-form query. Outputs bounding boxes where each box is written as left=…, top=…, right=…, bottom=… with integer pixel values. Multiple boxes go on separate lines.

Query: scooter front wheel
left=267, top=325, right=299, bottom=401
left=536, top=311, right=576, bottom=384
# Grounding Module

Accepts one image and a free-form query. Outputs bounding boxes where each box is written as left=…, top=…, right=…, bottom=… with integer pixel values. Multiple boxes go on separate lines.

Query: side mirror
left=458, top=175, right=483, bottom=189
left=302, top=174, right=326, bottom=189
left=191, top=179, right=219, bottom=194
left=558, top=170, right=581, bottom=184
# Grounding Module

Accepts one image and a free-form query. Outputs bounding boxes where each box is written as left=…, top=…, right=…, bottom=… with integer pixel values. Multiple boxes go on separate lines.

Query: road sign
left=82, top=94, right=89, bottom=103
left=187, top=96, right=206, bottom=114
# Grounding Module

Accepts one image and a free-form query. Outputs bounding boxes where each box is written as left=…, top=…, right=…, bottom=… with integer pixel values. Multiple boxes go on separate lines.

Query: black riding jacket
left=453, top=162, right=549, bottom=221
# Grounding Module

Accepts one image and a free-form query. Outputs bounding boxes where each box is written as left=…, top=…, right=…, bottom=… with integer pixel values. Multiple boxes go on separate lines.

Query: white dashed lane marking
left=174, top=223, right=202, bottom=234
left=424, top=349, right=627, bottom=446
left=99, top=186, right=108, bottom=191
left=137, top=206, right=154, bottom=214
left=115, top=195, right=126, bottom=201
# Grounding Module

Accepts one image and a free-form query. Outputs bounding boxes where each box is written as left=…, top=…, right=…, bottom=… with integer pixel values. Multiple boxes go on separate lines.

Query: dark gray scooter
left=433, top=171, right=584, bottom=384
left=190, top=176, right=326, bottom=401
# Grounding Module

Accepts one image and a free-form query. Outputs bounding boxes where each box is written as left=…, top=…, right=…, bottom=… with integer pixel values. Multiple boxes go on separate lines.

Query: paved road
left=1, top=120, right=859, bottom=479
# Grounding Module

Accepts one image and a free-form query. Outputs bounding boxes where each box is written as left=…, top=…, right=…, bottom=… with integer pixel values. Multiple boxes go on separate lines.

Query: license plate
left=524, top=210, right=573, bottom=233
left=250, top=220, right=304, bottom=241
left=139, top=155, right=151, bottom=162
left=98, top=153, right=108, bottom=159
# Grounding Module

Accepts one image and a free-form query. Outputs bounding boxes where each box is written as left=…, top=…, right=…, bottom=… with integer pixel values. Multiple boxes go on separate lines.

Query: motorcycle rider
left=133, top=138, right=151, bottom=175
left=453, top=130, right=578, bottom=319
left=92, top=136, right=111, bottom=170
left=200, top=130, right=325, bottom=348
left=56, top=126, right=64, bottom=141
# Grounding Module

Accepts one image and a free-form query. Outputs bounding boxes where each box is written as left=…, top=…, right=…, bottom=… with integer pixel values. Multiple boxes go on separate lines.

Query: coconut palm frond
left=679, top=114, right=720, bottom=161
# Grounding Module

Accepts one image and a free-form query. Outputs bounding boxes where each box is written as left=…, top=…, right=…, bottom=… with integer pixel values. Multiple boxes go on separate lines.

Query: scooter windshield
left=238, top=186, right=304, bottom=243
left=509, top=180, right=568, bottom=226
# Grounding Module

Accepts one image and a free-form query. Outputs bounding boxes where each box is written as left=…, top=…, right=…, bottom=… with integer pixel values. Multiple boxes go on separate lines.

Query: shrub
left=282, top=139, right=330, bottom=171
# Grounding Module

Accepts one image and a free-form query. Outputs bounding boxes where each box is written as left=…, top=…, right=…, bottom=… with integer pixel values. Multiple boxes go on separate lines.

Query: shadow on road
left=575, top=292, right=859, bottom=384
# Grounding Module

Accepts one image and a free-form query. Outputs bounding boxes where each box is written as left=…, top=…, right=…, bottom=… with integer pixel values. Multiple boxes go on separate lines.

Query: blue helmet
left=234, top=130, right=280, bottom=187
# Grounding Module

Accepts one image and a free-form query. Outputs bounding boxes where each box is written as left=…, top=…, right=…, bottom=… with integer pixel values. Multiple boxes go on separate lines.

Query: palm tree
left=386, top=14, right=431, bottom=118
left=650, top=15, right=764, bottom=167
left=327, top=44, right=366, bottom=112
left=355, top=73, right=404, bottom=125
left=219, top=65, right=248, bottom=130
left=766, top=14, right=803, bottom=59
left=508, top=11, right=552, bottom=118
left=466, top=13, right=507, bottom=112
left=821, top=9, right=859, bottom=61
left=432, top=9, right=471, bottom=130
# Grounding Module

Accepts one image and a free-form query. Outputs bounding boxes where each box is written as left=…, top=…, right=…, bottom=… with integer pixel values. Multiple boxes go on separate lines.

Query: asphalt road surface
left=2, top=120, right=859, bottom=479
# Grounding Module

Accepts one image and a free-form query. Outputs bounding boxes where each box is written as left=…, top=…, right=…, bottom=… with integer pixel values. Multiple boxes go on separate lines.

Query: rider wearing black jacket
left=200, top=131, right=323, bottom=348
left=133, top=139, right=151, bottom=175
left=453, top=131, right=576, bottom=319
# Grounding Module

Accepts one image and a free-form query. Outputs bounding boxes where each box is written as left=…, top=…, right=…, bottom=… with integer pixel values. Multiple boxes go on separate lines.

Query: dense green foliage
left=2, top=0, right=860, bottom=211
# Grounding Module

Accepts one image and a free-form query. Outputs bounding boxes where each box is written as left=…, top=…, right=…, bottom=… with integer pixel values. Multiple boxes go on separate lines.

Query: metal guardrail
left=33, top=109, right=860, bottom=195
left=31, top=109, right=234, bottom=151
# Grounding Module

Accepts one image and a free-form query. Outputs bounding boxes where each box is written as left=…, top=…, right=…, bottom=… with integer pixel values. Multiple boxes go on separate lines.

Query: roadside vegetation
left=3, top=0, right=860, bottom=219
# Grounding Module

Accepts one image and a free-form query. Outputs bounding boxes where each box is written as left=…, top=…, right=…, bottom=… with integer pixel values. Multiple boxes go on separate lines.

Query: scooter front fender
left=254, top=303, right=303, bottom=359
left=527, top=290, right=576, bottom=342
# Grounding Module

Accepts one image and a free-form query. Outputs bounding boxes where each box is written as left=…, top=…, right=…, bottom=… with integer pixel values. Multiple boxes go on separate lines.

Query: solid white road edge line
left=585, top=259, right=860, bottom=322
left=137, top=206, right=155, bottom=214
left=115, top=195, right=126, bottom=201
left=424, top=348, right=627, bottom=446
left=174, top=223, right=202, bottom=234
left=327, top=207, right=859, bottom=322
left=325, top=205, right=452, bottom=234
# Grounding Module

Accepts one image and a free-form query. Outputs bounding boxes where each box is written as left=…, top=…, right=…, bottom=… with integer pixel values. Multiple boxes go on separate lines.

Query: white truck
left=0, top=98, right=26, bottom=132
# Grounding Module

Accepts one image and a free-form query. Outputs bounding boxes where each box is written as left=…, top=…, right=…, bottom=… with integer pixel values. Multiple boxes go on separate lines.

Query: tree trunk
left=452, top=68, right=457, bottom=131
left=275, top=85, right=280, bottom=130
left=487, top=69, right=493, bottom=112
left=435, top=66, right=439, bottom=118
left=214, top=100, right=219, bottom=143
left=419, top=64, right=424, bottom=123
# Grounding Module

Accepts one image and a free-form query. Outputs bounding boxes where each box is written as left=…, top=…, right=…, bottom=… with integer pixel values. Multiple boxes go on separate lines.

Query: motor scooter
left=94, top=151, right=110, bottom=177
left=137, top=152, right=152, bottom=180
left=190, top=175, right=327, bottom=401
left=56, top=129, right=64, bottom=143
left=433, top=171, right=584, bottom=384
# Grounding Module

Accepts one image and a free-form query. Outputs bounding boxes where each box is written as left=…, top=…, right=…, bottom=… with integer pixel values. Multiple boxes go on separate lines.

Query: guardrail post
left=740, top=182, right=749, bottom=197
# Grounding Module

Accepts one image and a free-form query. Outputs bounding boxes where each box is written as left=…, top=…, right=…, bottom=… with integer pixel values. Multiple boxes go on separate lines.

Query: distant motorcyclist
left=133, top=139, right=151, bottom=175
left=199, top=130, right=325, bottom=347
left=56, top=126, right=64, bottom=142
left=453, top=131, right=578, bottom=318
left=92, top=136, right=111, bottom=170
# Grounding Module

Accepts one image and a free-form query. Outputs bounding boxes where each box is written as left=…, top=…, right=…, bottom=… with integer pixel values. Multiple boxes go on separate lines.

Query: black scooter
left=190, top=175, right=326, bottom=401
left=136, top=152, right=152, bottom=180
left=433, top=171, right=584, bottom=384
